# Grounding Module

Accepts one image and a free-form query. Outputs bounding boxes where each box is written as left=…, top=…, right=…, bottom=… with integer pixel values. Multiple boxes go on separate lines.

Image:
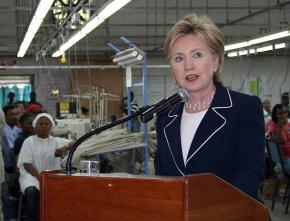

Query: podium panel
left=40, top=170, right=268, bottom=221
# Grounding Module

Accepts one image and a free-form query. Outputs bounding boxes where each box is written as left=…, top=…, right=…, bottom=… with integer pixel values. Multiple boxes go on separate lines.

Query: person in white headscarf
left=17, top=113, right=72, bottom=221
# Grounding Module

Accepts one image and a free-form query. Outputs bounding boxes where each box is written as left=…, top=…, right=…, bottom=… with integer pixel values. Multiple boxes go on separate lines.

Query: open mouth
left=185, top=74, right=199, bottom=81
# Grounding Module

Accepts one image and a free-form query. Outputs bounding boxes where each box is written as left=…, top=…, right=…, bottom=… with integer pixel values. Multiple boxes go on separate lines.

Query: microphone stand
left=65, top=105, right=152, bottom=174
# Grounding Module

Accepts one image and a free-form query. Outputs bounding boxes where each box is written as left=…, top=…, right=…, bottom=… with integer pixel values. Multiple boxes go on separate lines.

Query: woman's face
left=275, top=108, right=287, bottom=122
left=170, top=34, right=219, bottom=96
left=36, top=117, right=51, bottom=137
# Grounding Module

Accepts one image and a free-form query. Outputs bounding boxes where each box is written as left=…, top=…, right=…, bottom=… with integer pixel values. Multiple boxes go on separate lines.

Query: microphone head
left=177, top=88, right=189, bottom=102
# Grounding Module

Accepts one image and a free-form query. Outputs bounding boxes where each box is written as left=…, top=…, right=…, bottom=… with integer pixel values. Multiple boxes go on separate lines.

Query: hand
left=277, top=118, right=287, bottom=128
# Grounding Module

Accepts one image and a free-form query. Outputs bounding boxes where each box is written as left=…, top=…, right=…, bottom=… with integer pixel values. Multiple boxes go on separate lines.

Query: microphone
left=140, top=88, right=189, bottom=123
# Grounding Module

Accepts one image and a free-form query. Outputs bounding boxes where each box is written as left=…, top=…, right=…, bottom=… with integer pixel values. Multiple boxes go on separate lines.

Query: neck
left=185, top=85, right=216, bottom=113
left=23, top=131, right=33, bottom=136
left=188, top=84, right=216, bottom=104
left=6, top=122, right=15, bottom=128
left=37, top=134, right=49, bottom=139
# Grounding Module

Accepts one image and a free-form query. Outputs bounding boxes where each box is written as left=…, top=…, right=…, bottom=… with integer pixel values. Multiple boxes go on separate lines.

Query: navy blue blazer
left=155, top=85, right=265, bottom=200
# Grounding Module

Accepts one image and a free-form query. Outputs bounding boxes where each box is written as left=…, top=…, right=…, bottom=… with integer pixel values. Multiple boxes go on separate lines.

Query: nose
left=184, top=57, right=194, bottom=70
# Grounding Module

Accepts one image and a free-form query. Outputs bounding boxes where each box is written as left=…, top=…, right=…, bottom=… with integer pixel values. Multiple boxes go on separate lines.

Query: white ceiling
left=1, top=0, right=290, bottom=58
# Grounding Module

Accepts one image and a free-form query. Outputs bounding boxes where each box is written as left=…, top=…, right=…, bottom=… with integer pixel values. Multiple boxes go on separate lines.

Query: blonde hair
left=164, top=14, right=224, bottom=86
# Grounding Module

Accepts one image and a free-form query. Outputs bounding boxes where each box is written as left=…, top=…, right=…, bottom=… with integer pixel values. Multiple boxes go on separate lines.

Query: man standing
left=262, top=99, right=272, bottom=126
left=2, top=105, right=21, bottom=221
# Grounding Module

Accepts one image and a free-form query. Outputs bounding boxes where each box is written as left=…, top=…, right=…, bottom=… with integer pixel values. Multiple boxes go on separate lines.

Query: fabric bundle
left=62, top=128, right=157, bottom=168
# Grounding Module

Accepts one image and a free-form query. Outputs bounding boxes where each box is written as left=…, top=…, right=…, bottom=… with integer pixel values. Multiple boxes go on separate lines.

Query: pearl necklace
left=185, top=90, right=216, bottom=111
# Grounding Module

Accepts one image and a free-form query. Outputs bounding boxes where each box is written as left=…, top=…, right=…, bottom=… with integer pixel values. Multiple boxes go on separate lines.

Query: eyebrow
left=171, top=48, right=203, bottom=56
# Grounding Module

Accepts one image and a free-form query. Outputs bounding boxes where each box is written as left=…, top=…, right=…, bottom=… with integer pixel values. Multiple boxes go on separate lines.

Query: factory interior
left=0, top=0, right=290, bottom=220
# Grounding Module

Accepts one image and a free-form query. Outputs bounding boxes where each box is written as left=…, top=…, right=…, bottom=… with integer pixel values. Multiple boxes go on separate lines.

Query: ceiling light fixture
left=226, top=42, right=287, bottom=57
left=227, top=52, right=238, bottom=57
left=274, top=42, right=286, bottom=49
left=224, top=29, right=290, bottom=52
left=249, top=49, right=256, bottom=54
left=112, top=47, right=144, bottom=67
left=238, top=50, right=248, bottom=56
left=17, top=0, right=55, bottom=57
left=52, top=0, right=132, bottom=57
left=256, top=45, right=273, bottom=53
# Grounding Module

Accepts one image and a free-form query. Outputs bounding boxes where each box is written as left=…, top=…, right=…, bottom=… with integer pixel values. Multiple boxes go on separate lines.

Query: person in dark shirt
left=7, top=92, right=15, bottom=105
left=28, top=91, right=43, bottom=108
left=121, top=91, right=140, bottom=132
left=13, top=113, right=34, bottom=159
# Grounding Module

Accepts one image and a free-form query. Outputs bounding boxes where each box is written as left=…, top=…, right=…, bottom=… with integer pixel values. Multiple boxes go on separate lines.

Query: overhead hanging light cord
left=42, top=56, right=56, bottom=91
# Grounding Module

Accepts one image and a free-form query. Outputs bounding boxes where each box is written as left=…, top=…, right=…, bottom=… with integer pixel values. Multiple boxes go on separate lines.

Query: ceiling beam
left=122, top=6, right=290, bottom=11
left=220, top=0, right=290, bottom=27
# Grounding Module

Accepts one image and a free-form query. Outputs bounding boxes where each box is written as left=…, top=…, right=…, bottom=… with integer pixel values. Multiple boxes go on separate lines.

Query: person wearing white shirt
left=18, top=113, right=72, bottom=221
left=262, top=99, right=272, bottom=128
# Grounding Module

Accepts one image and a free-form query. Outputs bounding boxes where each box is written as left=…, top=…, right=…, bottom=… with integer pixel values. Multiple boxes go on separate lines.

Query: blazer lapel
left=163, top=103, right=186, bottom=175
left=185, top=86, right=233, bottom=166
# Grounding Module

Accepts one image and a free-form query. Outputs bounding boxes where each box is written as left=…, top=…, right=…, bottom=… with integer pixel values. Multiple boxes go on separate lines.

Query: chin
left=184, top=86, right=202, bottom=94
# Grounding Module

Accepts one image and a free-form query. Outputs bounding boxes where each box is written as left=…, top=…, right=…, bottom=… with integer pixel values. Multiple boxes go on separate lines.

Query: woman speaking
left=154, top=13, right=265, bottom=201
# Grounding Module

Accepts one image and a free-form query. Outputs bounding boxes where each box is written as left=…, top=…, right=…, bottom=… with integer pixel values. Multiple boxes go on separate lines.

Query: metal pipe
left=0, top=65, right=171, bottom=69
left=143, top=54, right=149, bottom=175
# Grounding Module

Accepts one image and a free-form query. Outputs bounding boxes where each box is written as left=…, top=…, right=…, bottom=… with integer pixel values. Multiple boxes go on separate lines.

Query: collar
left=163, top=85, right=233, bottom=175
left=168, top=85, right=232, bottom=117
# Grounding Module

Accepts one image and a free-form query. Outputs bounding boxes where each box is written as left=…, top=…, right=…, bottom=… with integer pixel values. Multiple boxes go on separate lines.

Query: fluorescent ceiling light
left=17, top=0, right=54, bottom=57
left=274, top=42, right=286, bottom=49
left=52, top=0, right=133, bottom=57
left=59, top=31, right=86, bottom=52
left=52, top=50, right=63, bottom=58
left=227, top=52, right=238, bottom=57
left=224, top=29, right=290, bottom=52
left=249, top=49, right=256, bottom=54
left=249, top=31, right=290, bottom=45
left=238, top=50, right=248, bottom=56
left=256, top=45, right=273, bottom=53
left=225, top=42, right=250, bottom=51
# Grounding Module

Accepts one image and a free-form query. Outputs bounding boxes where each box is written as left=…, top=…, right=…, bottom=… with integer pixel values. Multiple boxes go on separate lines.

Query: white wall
left=223, top=56, right=290, bottom=106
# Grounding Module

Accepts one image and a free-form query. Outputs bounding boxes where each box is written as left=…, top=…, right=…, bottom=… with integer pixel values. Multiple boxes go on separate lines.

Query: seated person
left=266, top=104, right=290, bottom=172
left=17, top=113, right=72, bottom=221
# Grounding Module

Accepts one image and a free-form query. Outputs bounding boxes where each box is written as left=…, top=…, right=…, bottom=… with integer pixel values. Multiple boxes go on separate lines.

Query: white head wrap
left=32, top=113, right=55, bottom=129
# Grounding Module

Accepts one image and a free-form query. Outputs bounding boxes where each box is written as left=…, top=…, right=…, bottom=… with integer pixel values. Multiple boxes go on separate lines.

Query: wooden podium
left=40, top=170, right=268, bottom=221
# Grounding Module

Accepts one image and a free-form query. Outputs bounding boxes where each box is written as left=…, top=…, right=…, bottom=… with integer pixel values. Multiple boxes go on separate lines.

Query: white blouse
left=17, top=135, right=70, bottom=192
left=180, top=109, right=207, bottom=166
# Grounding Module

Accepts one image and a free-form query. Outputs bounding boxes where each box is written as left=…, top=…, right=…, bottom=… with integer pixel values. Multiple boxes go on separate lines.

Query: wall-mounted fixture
left=112, top=47, right=144, bottom=67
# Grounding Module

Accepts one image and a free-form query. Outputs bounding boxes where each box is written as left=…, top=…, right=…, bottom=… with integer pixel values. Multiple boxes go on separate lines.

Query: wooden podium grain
left=40, top=170, right=268, bottom=221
